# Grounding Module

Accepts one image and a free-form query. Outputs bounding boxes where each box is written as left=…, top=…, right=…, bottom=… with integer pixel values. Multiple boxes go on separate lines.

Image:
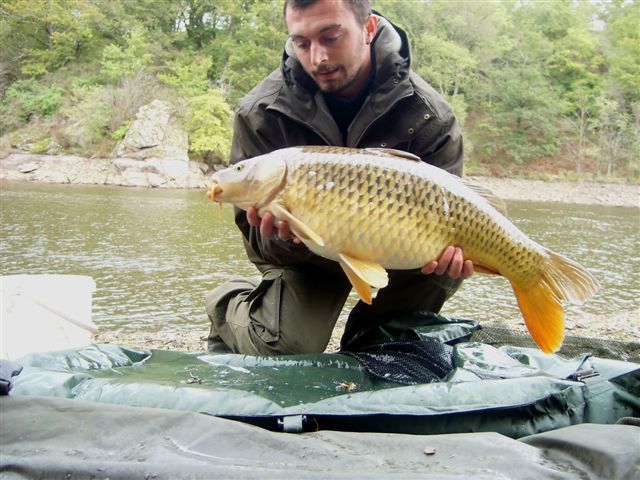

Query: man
left=205, top=0, right=473, bottom=355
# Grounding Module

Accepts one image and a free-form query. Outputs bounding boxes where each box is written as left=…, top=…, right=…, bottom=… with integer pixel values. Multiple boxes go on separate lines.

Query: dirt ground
left=93, top=177, right=639, bottom=353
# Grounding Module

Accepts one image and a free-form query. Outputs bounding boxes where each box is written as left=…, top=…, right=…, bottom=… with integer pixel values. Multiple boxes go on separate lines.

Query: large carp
left=206, top=146, right=599, bottom=353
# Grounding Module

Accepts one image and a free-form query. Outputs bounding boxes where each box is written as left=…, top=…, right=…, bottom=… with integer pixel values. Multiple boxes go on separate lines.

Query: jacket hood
left=281, top=14, right=411, bottom=95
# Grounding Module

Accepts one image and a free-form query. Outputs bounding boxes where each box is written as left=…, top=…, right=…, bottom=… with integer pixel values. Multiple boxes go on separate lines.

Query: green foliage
left=206, top=0, right=285, bottom=103
left=183, top=89, right=232, bottom=164
left=0, top=80, right=62, bottom=134
left=58, top=84, right=112, bottom=154
left=100, top=27, right=153, bottom=82
left=606, top=0, right=640, bottom=104
left=445, top=94, right=469, bottom=130
left=157, top=55, right=211, bottom=98
left=414, top=36, right=476, bottom=98
left=0, top=0, right=637, bottom=179
left=223, top=41, right=282, bottom=104
left=111, top=123, right=129, bottom=141
left=26, top=137, right=52, bottom=153
left=1, top=0, right=102, bottom=78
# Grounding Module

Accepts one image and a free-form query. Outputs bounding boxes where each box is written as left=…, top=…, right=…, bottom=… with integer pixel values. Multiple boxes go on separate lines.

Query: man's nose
left=310, top=42, right=329, bottom=66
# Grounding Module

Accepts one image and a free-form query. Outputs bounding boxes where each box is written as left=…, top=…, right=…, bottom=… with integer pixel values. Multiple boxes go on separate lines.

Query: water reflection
left=1, top=182, right=638, bottom=337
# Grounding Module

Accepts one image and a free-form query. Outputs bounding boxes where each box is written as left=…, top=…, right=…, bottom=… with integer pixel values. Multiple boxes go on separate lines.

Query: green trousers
left=205, top=264, right=462, bottom=355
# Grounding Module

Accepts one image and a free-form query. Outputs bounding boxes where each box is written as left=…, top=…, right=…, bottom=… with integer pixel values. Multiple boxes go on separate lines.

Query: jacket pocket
left=247, top=270, right=283, bottom=344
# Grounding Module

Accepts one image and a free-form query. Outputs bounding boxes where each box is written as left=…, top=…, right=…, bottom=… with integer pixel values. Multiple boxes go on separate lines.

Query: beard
left=313, top=63, right=365, bottom=97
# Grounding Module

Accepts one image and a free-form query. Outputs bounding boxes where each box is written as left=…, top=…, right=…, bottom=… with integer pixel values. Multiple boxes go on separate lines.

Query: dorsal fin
left=364, top=148, right=421, bottom=162
left=461, top=179, right=508, bottom=216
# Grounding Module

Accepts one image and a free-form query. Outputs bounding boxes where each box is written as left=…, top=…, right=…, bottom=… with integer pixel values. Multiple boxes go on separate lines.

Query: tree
left=471, top=1, right=566, bottom=163
left=414, top=35, right=476, bottom=127
left=100, top=27, right=153, bottom=82
left=207, top=0, right=285, bottom=104
left=0, top=0, right=103, bottom=78
left=547, top=2, right=604, bottom=173
left=185, top=89, right=232, bottom=164
left=605, top=0, right=640, bottom=105
left=157, top=55, right=211, bottom=98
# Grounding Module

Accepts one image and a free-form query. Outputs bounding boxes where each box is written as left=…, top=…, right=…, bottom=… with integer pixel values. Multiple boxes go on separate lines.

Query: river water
left=1, top=181, right=638, bottom=339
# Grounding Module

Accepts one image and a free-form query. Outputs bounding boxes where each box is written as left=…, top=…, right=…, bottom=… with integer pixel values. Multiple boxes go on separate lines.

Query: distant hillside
left=1, top=0, right=638, bottom=181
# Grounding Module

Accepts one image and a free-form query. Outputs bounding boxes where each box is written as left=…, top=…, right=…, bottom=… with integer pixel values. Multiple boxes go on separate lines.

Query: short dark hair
left=283, top=0, right=372, bottom=25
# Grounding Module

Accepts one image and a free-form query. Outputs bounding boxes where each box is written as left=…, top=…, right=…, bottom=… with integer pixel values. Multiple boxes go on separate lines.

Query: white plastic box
left=1, top=274, right=97, bottom=360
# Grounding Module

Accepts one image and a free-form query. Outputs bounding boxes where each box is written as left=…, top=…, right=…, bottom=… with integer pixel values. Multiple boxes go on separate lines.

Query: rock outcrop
left=115, top=100, right=189, bottom=162
left=0, top=100, right=211, bottom=188
left=0, top=152, right=210, bottom=189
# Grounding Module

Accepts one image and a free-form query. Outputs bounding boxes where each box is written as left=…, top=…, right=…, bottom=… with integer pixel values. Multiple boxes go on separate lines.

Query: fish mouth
left=205, top=180, right=223, bottom=203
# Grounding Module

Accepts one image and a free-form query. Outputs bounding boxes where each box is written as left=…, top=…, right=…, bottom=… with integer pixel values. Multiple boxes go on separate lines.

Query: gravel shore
left=469, top=176, right=639, bottom=208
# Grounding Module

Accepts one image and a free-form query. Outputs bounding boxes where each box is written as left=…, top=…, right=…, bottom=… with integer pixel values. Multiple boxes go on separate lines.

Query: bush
left=58, top=84, right=112, bottom=154
left=26, top=137, right=52, bottom=153
left=0, top=80, right=63, bottom=134
left=111, top=123, right=129, bottom=141
left=100, top=27, right=153, bottom=83
left=104, top=70, right=159, bottom=132
left=157, top=55, right=211, bottom=98
left=184, top=89, right=232, bottom=165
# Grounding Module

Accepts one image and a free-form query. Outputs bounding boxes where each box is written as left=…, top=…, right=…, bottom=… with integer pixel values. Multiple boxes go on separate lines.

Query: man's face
left=285, top=0, right=377, bottom=98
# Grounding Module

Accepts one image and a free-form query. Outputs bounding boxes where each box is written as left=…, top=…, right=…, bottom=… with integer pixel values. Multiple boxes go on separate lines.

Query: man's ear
left=365, top=15, right=378, bottom=44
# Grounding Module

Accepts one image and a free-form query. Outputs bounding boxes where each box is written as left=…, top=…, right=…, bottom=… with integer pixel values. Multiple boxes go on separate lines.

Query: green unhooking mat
left=10, top=337, right=639, bottom=439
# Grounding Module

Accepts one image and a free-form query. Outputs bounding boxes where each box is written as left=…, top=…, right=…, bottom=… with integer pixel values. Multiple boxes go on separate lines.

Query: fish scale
left=207, top=146, right=599, bottom=353
left=299, top=150, right=541, bottom=280
left=285, top=155, right=462, bottom=269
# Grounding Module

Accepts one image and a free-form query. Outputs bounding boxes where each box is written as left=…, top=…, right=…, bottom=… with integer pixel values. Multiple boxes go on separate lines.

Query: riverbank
left=93, top=307, right=640, bottom=354
left=468, top=176, right=639, bottom=208
left=1, top=152, right=638, bottom=207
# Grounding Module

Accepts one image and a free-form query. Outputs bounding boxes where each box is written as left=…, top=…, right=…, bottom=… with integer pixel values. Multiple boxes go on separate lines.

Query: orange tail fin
left=511, top=250, right=599, bottom=354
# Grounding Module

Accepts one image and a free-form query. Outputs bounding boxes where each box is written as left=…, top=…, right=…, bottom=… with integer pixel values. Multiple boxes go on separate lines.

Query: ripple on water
left=1, top=184, right=638, bottom=337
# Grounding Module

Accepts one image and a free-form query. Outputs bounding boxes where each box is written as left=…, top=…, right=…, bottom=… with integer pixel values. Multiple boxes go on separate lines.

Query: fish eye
left=234, top=164, right=245, bottom=172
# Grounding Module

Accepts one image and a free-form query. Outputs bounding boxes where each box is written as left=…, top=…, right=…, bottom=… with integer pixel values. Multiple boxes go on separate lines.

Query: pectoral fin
left=339, top=253, right=389, bottom=305
left=270, top=203, right=325, bottom=247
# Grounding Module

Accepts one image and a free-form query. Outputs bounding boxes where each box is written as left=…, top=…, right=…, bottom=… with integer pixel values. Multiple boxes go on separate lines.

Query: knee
left=205, top=277, right=258, bottom=318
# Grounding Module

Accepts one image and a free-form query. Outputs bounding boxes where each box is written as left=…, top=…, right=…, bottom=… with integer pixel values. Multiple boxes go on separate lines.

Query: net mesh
left=341, top=340, right=454, bottom=385
left=472, top=326, right=640, bottom=364
left=340, top=325, right=639, bottom=385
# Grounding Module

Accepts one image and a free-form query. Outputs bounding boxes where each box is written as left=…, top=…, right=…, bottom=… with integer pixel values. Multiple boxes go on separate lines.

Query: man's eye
left=295, top=42, right=309, bottom=50
left=323, top=36, right=339, bottom=44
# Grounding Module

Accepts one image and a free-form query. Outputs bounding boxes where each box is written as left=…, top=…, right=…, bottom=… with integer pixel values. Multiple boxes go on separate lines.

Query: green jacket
left=230, top=15, right=464, bottom=268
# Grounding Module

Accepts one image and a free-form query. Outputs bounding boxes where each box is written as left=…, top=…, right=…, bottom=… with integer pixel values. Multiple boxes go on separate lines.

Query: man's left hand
left=421, top=246, right=473, bottom=279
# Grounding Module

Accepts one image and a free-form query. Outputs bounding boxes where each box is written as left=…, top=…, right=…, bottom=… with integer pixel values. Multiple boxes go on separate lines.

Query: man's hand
left=247, top=206, right=300, bottom=243
left=421, top=246, right=474, bottom=280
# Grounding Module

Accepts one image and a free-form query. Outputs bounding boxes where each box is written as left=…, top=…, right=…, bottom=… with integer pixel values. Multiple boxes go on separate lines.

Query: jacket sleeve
left=231, top=109, right=313, bottom=267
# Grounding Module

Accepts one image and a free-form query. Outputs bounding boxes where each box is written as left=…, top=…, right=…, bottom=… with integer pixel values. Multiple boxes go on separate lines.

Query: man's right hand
left=247, top=206, right=300, bottom=243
